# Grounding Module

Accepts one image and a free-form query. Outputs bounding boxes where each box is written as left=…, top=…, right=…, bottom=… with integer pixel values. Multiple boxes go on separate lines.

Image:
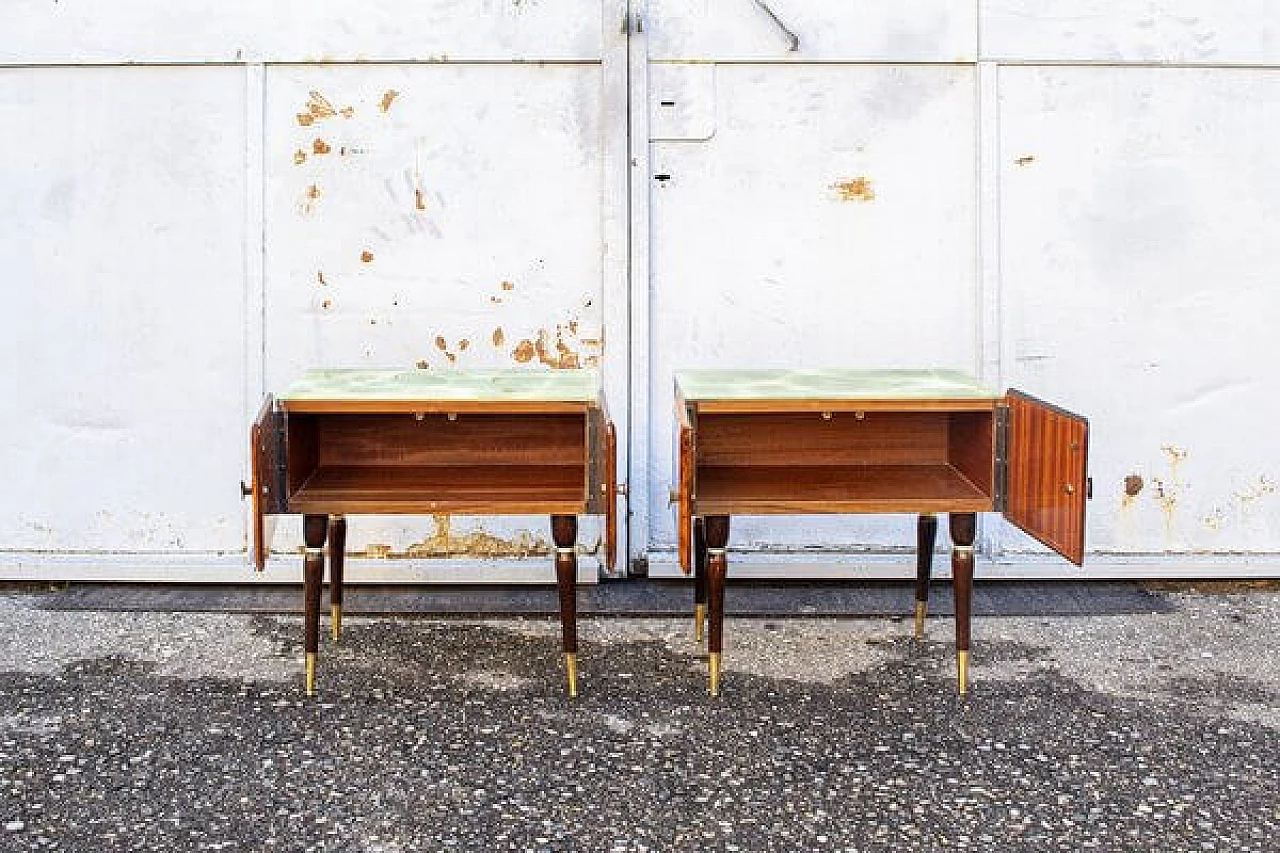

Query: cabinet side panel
left=949, top=412, right=995, bottom=497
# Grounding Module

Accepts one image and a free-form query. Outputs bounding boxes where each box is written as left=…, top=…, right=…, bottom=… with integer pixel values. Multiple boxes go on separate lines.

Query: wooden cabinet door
left=1002, top=390, right=1089, bottom=566
left=249, top=395, right=286, bottom=572
left=675, top=401, right=696, bottom=574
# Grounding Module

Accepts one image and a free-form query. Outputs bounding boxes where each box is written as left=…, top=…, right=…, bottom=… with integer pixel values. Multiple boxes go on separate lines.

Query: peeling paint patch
left=512, top=340, right=535, bottom=363
left=379, top=90, right=400, bottom=114
left=532, top=327, right=581, bottom=370
left=416, top=359, right=429, bottom=370
left=458, top=339, right=470, bottom=352
left=313, top=139, right=332, bottom=156
left=1124, top=474, right=1144, bottom=498
left=298, top=91, right=337, bottom=126
left=399, top=515, right=550, bottom=559
left=293, top=149, right=307, bottom=166
left=832, top=177, right=875, bottom=203
left=339, top=106, right=355, bottom=119
left=300, top=183, right=322, bottom=216
left=434, top=336, right=448, bottom=351
left=360, top=250, right=374, bottom=263
left=500, top=281, right=515, bottom=291
left=1235, top=476, right=1276, bottom=505
left=492, top=327, right=505, bottom=348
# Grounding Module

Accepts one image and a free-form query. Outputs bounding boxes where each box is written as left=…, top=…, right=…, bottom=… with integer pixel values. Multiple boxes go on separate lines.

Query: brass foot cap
left=957, top=650, right=970, bottom=697
left=564, top=653, right=579, bottom=699
left=331, top=604, right=342, bottom=643
left=708, top=652, right=722, bottom=697
left=305, top=652, right=317, bottom=697
left=914, top=601, right=927, bottom=640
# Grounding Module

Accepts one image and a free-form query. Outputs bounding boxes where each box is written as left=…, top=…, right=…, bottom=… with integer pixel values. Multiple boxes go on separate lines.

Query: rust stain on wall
left=832, top=177, right=875, bottom=203
left=1124, top=474, right=1144, bottom=498
left=416, top=359, right=430, bottom=370
left=435, top=336, right=448, bottom=351
left=379, top=90, right=400, bottom=113
left=360, top=250, right=374, bottom=263
left=501, top=281, right=515, bottom=291
left=317, top=271, right=327, bottom=286
left=340, top=106, right=355, bottom=119
left=415, top=188, right=427, bottom=211
left=293, top=149, right=307, bottom=166
left=458, top=339, right=471, bottom=351
left=313, top=138, right=332, bottom=156
left=492, top=327, right=505, bottom=347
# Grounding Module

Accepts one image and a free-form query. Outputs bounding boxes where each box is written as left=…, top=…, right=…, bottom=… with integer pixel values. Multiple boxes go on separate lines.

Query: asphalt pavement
left=1, top=588, right=1278, bottom=851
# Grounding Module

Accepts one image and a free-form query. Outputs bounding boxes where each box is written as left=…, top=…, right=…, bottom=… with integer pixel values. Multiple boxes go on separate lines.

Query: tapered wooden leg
left=914, top=513, right=938, bottom=640
left=950, top=512, right=977, bottom=696
left=693, top=518, right=708, bottom=644
left=704, top=515, right=730, bottom=697
left=328, top=515, right=347, bottom=642
left=552, top=515, right=579, bottom=698
left=302, top=514, right=327, bottom=697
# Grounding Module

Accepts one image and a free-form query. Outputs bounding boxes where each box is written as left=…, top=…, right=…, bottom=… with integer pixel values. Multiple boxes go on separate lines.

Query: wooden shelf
left=287, top=465, right=587, bottom=515
left=695, top=464, right=994, bottom=515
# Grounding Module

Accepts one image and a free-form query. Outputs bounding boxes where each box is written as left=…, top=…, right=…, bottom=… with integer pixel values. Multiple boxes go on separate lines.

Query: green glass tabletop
left=676, top=369, right=997, bottom=401
left=281, top=369, right=599, bottom=403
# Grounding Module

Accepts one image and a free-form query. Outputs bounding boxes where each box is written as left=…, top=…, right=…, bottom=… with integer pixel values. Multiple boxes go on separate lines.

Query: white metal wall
left=635, top=1, right=1280, bottom=575
left=0, top=1, right=631, bottom=582
left=2, top=3, right=1278, bottom=580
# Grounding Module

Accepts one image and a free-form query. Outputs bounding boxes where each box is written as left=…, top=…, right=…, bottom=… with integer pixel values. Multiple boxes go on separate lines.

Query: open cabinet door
left=604, top=420, right=618, bottom=572
left=249, top=395, right=286, bottom=572
left=675, top=401, right=695, bottom=574
left=1002, top=390, right=1089, bottom=566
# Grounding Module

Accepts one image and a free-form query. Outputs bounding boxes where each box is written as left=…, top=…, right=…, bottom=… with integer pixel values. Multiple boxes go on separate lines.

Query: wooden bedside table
left=246, top=369, right=617, bottom=697
left=671, top=369, right=1089, bottom=697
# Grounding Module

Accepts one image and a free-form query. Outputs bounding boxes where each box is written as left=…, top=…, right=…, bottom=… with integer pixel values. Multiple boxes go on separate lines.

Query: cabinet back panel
left=696, top=412, right=949, bottom=466
left=314, top=413, right=586, bottom=467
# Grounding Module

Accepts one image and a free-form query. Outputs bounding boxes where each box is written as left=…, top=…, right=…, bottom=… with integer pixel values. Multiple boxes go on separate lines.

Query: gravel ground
left=1, top=590, right=1279, bottom=852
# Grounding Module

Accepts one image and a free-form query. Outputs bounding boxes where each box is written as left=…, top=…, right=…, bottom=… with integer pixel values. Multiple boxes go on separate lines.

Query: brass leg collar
left=331, top=604, right=342, bottom=642
left=305, top=652, right=317, bottom=697
left=564, top=653, right=579, bottom=698
left=708, top=652, right=722, bottom=698
left=957, top=650, right=969, bottom=697
left=694, top=604, right=706, bottom=644
left=914, top=601, right=927, bottom=640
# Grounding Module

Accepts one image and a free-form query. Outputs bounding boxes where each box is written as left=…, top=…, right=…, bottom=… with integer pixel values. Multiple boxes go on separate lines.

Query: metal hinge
left=273, top=418, right=288, bottom=510
left=994, top=405, right=1010, bottom=512
left=621, top=11, right=643, bottom=35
